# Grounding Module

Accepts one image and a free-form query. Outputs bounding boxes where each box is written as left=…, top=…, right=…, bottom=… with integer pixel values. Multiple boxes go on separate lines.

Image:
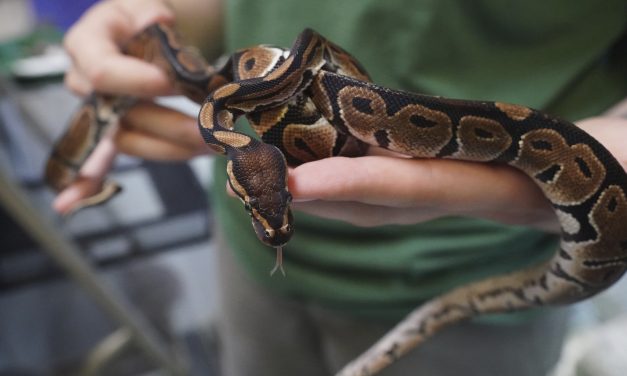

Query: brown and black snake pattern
left=46, top=24, right=627, bottom=375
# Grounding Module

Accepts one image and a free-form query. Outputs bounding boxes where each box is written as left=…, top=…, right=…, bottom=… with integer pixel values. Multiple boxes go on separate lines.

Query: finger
left=64, top=68, right=92, bottom=96
left=290, top=156, right=557, bottom=230
left=290, top=156, right=550, bottom=212
left=64, top=1, right=175, bottom=97
left=115, top=125, right=209, bottom=161
left=53, top=137, right=118, bottom=213
left=121, top=102, right=206, bottom=151
left=290, top=156, right=428, bottom=206
left=69, top=48, right=175, bottom=97
left=225, top=179, right=443, bottom=227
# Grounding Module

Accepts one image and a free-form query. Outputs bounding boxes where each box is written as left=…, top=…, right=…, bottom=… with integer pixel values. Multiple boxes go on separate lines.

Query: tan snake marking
left=46, top=24, right=627, bottom=375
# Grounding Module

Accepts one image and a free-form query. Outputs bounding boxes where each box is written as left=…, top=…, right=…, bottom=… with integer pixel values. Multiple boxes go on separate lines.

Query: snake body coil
left=46, top=24, right=627, bottom=375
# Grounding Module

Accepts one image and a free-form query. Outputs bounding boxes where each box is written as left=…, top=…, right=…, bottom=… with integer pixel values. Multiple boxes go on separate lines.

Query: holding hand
left=287, top=115, right=627, bottom=232
left=63, top=0, right=175, bottom=97
left=54, top=0, right=209, bottom=213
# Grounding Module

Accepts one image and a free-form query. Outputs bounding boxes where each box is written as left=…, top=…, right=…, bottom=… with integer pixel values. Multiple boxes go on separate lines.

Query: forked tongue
left=270, top=247, right=286, bottom=277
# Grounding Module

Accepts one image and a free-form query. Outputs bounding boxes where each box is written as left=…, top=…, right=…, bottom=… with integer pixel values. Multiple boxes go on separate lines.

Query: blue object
left=31, top=0, right=98, bottom=30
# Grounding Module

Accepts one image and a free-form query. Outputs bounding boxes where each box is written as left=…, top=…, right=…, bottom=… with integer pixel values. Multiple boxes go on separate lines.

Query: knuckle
left=62, top=28, right=81, bottom=55
left=64, top=75, right=82, bottom=96
left=64, top=72, right=89, bottom=96
left=85, top=64, right=108, bottom=88
left=62, top=73, right=75, bottom=91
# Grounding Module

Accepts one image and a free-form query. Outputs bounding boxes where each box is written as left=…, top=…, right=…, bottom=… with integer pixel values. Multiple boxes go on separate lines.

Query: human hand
left=288, top=152, right=558, bottom=232
left=53, top=0, right=211, bottom=213
left=63, top=0, right=175, bottom=96
left=286, top=115, right=627, bottom=233
left=52, top=101, right=208, bottom=214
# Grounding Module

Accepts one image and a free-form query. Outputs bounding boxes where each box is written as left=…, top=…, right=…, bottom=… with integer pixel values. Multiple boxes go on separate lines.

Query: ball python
left=46, top=23, right=627, bottom=375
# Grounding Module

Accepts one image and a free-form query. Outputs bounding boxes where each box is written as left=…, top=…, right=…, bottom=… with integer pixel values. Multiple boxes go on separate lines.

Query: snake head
left=250, top=200, right=294, bottom=247
left=226, top=140, right=295, bottom=247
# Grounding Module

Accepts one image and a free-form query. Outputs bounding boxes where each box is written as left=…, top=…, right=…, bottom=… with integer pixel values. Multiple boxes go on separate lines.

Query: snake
left=46, top=23, right=627, bottom=375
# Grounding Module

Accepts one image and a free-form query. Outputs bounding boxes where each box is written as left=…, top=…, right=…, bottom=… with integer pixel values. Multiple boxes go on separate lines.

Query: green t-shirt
left=211, top=0, right=627, bottom=322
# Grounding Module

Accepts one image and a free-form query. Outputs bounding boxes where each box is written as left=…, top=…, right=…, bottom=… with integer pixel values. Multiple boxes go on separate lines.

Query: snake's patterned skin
left=46, top=24, right=627, bottom=375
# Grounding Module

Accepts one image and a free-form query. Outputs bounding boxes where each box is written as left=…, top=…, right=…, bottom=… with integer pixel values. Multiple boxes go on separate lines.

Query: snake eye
left=283, top=224, right=292, bottom=233
left=264, top=229, right=272, bottom=238
left=244, top=202, right=252, bottom=212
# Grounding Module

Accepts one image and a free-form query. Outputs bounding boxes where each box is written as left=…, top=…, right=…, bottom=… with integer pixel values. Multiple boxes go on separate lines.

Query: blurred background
left=0, top=0, right=625, bottom=375
left=1, top=0, right=218, bottom=375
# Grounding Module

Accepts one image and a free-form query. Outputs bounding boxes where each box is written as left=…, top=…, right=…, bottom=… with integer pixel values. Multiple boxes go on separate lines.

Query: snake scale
left=46, top=24, right=627, bottom=375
